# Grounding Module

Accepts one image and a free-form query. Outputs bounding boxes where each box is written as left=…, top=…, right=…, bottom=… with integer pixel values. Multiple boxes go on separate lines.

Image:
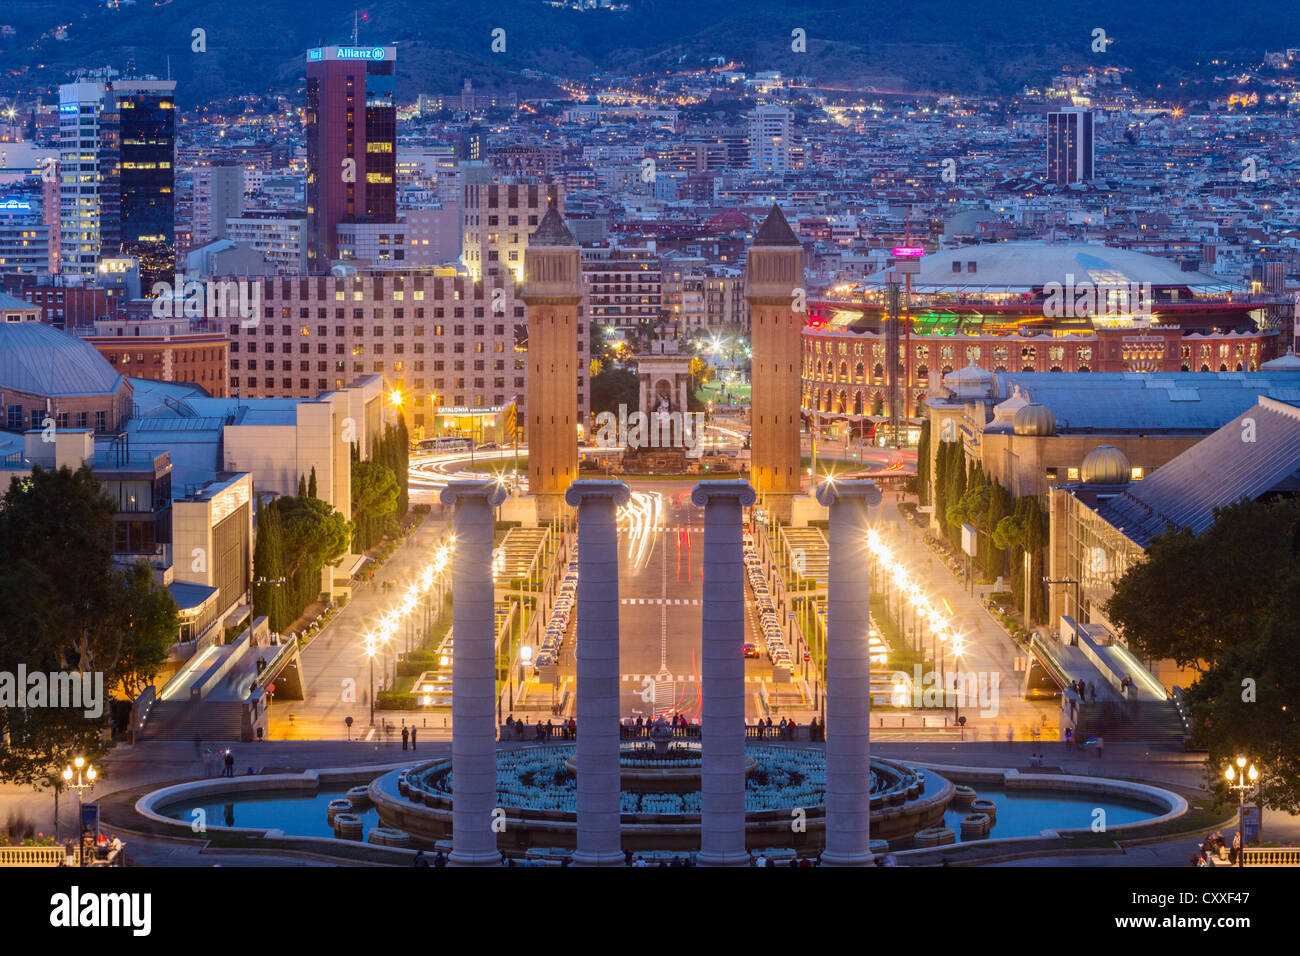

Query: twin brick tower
left=524, top=202, right=806, bottom=519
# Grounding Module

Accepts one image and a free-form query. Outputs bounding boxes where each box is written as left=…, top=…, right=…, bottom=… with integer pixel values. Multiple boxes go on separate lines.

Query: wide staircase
left=1088, top=699, right=1187, bottom=743
left=1029, top=633, right=1187, bottom=744
left=137, top=700, right=244, bottom=742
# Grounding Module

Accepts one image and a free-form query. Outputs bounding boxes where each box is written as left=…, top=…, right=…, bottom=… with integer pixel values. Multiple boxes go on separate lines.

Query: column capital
left=440, top=479, right=509, bottom=508
left=690, top=479, right=756, bottom=508
left=815, top=478, right=882, bottom=508
left=565, top=479, right=631, bottom=508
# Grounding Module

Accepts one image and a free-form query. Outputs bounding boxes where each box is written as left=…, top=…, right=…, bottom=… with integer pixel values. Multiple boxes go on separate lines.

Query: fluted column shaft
left=816, top=479, right=882, bottom=866
left=440, top=480, right=508, bottom=866
left=565, top=480, right=631, bottom=866
left=692, top=480, right=757, bottom=865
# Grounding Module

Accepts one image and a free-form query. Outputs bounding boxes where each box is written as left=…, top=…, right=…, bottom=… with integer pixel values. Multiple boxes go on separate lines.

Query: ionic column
left=564, top=479, right=631, bottom=866
left=691, top=479, right=757, bottom=866
left=440, top=480, right=508, bottom=867
left=816, top=478, right=882, bottom=866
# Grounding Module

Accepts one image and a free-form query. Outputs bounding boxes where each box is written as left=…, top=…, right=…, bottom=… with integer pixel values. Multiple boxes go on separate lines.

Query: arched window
left=873, top=362, right=884, bottom=380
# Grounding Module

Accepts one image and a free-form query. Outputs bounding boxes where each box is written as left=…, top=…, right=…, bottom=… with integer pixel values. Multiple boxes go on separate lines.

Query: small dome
left=1081, top=444, right=1131, bottom=484
left=992, top=385, right=1030, bottom=425
left=1012, top=402, right=1057, bottom=436
left=1261, top=348, right=1300, bottom=371
left=943, top=360, right=995, bottom=399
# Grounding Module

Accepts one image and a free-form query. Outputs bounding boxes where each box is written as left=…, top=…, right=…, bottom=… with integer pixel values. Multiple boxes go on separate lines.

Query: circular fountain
left=370, top=745, right=955, bottom=854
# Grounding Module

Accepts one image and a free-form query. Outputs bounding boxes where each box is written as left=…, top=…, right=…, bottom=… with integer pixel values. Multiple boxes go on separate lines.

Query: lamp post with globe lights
left=63, top=757, right=97, bottom=866
left=1225, top=756, right=1260, bottom=867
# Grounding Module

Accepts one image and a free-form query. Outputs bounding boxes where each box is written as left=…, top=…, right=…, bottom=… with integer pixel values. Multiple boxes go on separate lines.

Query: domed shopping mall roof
left=1081, top=444, right=1132, bottom=485
left=0, top=320, right=125, bottom=398
left=859, top=242, right=1244, bottom=295
left=1012, top=402, right=1057, bottom=437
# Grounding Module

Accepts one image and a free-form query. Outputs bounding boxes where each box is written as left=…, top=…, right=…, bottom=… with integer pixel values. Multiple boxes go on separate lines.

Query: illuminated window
left=1130, top=467, right=1143, bottom=481
left=1066, top=467, right=1079, bottom=481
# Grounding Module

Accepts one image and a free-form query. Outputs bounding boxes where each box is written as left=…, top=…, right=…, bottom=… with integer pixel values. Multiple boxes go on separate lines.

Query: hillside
left=0, top=0, right=1295, bottom=104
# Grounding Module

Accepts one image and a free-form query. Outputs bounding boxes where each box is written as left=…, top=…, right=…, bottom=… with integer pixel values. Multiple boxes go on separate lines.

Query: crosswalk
left=621, top=673, right=768, bottom=684
left=621, top=598, right=700, bottom=606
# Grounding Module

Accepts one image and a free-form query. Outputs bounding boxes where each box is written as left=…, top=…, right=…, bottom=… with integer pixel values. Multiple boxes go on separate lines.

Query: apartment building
left=222, top=272, right=589, bottom=439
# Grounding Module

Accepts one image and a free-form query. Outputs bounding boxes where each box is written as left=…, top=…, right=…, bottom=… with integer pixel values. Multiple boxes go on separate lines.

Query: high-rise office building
left=59, top=73, right=177, bottom=289
left=748, top=104, right=794, bottom=173
left=305, top=45, right=397, bottom=270
left=1046, top=108, right=1094, bottom=185
left=192, top=164, right=245, bottom=247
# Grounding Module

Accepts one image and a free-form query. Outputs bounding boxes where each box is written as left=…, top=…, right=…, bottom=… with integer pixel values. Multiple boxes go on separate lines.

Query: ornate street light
left=1224, top=756, right=1260, bottom=868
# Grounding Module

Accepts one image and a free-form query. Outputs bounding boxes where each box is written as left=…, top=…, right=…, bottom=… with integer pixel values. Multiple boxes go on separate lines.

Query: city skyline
left=0, top=3, right=1294, bottom=928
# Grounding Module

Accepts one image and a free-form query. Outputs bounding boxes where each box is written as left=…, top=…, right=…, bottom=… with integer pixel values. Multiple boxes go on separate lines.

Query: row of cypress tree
left=932, top=436, right=1049, bottom=623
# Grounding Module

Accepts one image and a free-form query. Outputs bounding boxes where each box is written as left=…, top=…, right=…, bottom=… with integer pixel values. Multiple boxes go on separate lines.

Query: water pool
left=158, top=788, right=381, bottom=841
left=943, top=785, right=1164, bottom=840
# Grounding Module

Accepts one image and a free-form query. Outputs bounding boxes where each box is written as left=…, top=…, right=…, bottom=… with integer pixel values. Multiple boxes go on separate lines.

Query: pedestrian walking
left=410, top=727, right=417, bottom=750
left=402, top=726, right=409, bottom=750
left=223, top=750, right=235, bottom=777
left=1064, top=727, right=1073, bottom=751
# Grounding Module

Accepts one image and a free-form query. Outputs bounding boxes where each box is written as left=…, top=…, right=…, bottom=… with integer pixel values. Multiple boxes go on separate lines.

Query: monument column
left=565, top=479, right=631, bottom=866
left=744, top=204, right=806, bottom=521
left=522, top=203, right=582, bottom=522
left=439, top=479, right=509, bottom=866
left=691, top=479, right=757, bottom=866
left=816, top=478, right=882, bottom=866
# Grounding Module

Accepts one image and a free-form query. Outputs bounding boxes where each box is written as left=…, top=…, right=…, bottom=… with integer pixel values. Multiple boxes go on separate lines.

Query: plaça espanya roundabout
left=375, top=742, right=949, bottom=854
left=135, top=740, right=1189, bottom=862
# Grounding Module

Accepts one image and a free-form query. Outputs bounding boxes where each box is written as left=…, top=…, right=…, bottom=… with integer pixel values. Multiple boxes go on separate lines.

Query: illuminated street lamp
left=1224, top=756, right=1260, bottom=867
left=63, top=757, right=97, bottom=866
